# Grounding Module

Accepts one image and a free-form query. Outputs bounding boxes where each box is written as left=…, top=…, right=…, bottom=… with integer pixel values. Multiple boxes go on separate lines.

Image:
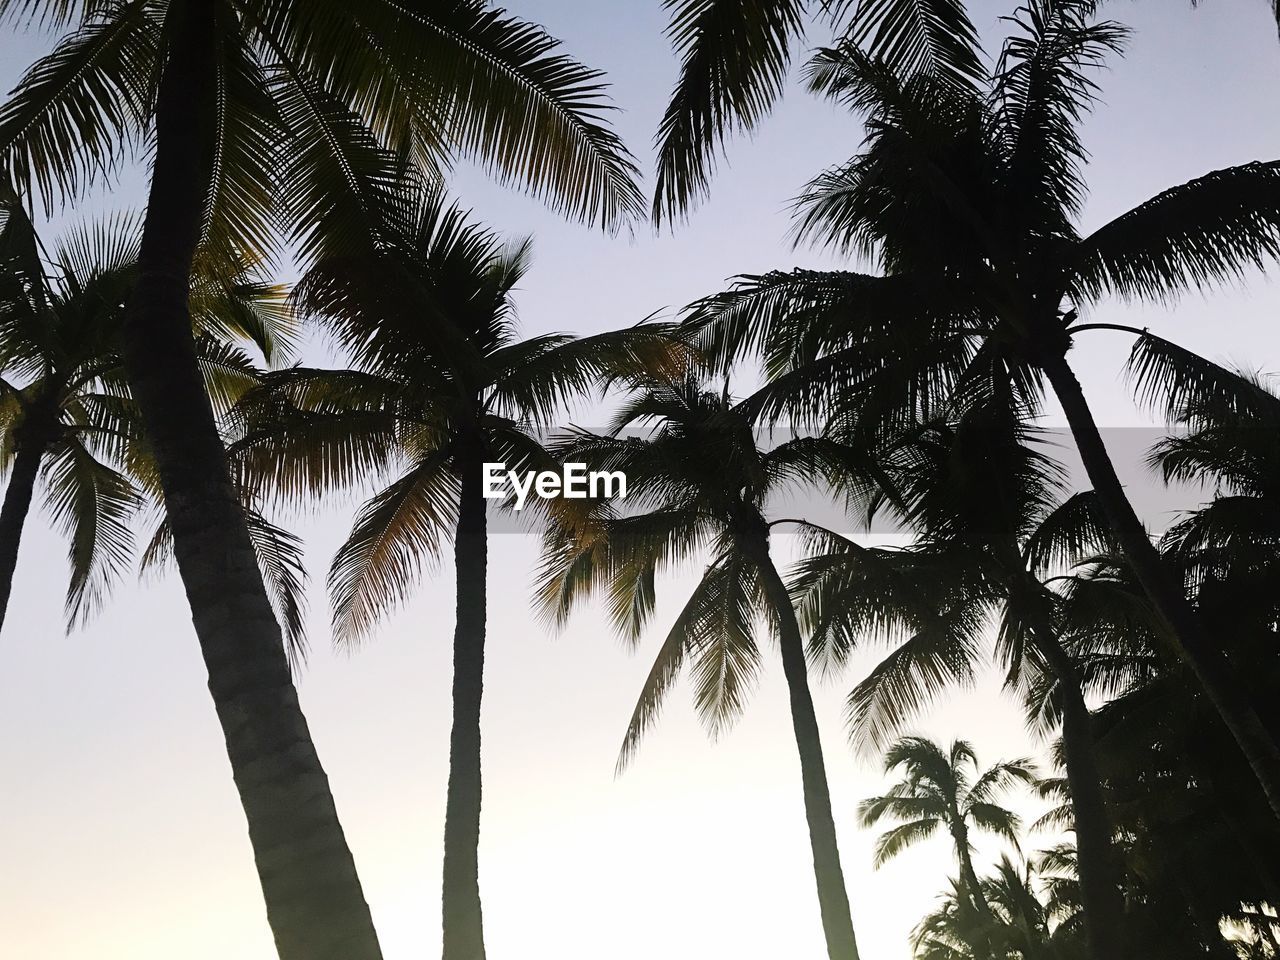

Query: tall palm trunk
left=119, top=1, right=382, bottom=956
left=1028, top=626, right=1127, bottom=960
left=0, top=401, right=55, bottom=632
left=1041, top=352, right=1280, bottom=820
left=745, top=527, right=860, bottom=960
left=441, top=448, right=488, bottom=960
left=949, top=819, right=992, bottom=925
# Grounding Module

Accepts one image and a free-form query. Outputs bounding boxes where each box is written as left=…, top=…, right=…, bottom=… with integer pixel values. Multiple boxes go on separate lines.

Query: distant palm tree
left=538, top=374, right=887, bottom=960
left=861, top=735, right=1035, bottom=924
left=913, top=854, right=1085, bottom=960
left=0, top=2, right=642, bottom=953
left=679, top=0, right=1280, bottom=826
left=230, top=193, right=678, bottom=960
left=0, top=197, right=292, bottom=635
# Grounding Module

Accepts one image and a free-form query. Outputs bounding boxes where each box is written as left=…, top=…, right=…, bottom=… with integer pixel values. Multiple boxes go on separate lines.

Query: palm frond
left=871, top=816, right=941, bottom=867
left=328, top=451, right=458, bottom=645
left=616, top=551, right=761, bottom=769
left=846, top=617, right=985, bottom=751
left=967, top=804, right=1022, bottom=856
left=839, top=0, right=984, bottom=88
left=202, top=17, right=286, bottom=268
left=1071, top=161, right=1280, bottom=303
left=652, top=0, right=806, bottom=224
left=228, top=367, right=404, bottom=505
left=42, top=436, right=142, bottom=629
left=244, top=503, right=310, bottom=664
left=270, top=62, right=413, bottom=264
left=991, top=0, right=1127, bottom=233
left=1124, top=329, right=1280, bottom=424
left=487, top=322, right=687, bottom=426
left=1022, top=490, right=1112, bottom=576
left=0, top=0, right=158, bottom=210
left=415, top=1, right=642, bottom=230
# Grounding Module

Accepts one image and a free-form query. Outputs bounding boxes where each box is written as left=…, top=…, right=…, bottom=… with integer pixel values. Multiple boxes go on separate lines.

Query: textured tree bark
left=1029, top=626, right=1127, bottom=960
left=0, top=402, right=54, bottom=633
left=1042, top=352, right=1280, bottom=821
left=745, top=526, right=861, bottom=960
left=120, top=1, right=382, bottom=956
left=441, top=447, right=488, bottom=960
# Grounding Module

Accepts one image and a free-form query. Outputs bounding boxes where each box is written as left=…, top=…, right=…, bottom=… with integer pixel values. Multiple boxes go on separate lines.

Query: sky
left=3, top=2, right=1280, bottom=959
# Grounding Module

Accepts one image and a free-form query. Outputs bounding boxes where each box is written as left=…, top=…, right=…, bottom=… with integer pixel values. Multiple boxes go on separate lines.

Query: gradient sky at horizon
left=3, top=2, right=1280, bottom=958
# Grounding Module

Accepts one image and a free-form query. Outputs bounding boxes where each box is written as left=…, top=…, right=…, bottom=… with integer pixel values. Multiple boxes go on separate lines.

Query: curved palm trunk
left=1028, top=629, right=1127, bottom=960
left=746, top=530, right=860, bottom=960
left=120, top=2, right=382, bottom=956
left=950, top=823, right=992, bottom=924
left=1042, top=353, right=1280, bottom=820
left=441, top=449, right=488, bottom=960
left=0, top=410, right=53, bottom=632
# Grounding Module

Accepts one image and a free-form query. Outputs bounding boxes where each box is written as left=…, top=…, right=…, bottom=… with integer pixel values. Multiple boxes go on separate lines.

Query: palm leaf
left=1022, top=490, right=1112, bottom=576
left=0, top=0, right=159, bottom=209
left=42, top=436, right=142, bottom=629
left=840, top=0, right=984, bottom=88
left=616, top=551, right=759, bottom=770
left=870, top=816, right=941, bottom=867
left=652, top=0, right=807, bottom=224
left=413, top=1, right=642, bottom=230
left=328, top=450, right=458, bottom=645
left=1071, top=161, right=1280, bottom=303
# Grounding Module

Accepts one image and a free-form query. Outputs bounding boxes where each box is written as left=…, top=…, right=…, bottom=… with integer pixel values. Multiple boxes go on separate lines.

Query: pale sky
left=3, top=2, right=1280, bottom=959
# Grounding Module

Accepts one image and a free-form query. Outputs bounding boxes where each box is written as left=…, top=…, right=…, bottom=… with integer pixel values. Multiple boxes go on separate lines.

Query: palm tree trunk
left=745, top=528, right=861, bottom=960
left=1028, top=628, right=1127, bottom=960
left=1041, top=352, right=1280, bottom=820
left=119, top=2, right=382, bottom=957
left=951, top=824, right=992, bottom=924
left=441, top=448, right=488, bottom=960
left=0, top=407, right=54, bottom=633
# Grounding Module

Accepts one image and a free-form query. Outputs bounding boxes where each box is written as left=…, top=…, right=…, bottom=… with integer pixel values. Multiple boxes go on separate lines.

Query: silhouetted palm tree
left=230, top=194, right=677, bottom=960
left=913, top=854, right=1085, bottom=960
left=653, top=0, right=1280, bottom=225
left=861, top=735, right=1035, bottom=924
left=679, top=0, right=1280, bottom=825
left=792, top=398, right=1129, bottom=957
left=538, top=373, right=881, bottom=960
left=0, top=2, right=642, bottom=953
left=0, top=197, right=292, bottom=634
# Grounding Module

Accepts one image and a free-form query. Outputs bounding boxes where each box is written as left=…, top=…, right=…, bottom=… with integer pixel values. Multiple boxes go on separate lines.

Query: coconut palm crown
left=676, top=0, right=1280, bottom=822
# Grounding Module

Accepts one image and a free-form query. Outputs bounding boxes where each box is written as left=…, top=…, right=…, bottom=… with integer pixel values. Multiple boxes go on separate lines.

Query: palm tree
left=913, top=854, right=1085, bottom=960
left=1037, top=556, right=1280, bottom=958
left=792, top=398, right=1130, bottom=958
left=677, top=0, right=1280, bottom=823
left=537, top=374, right=886, bottom=960
left=653, top=0, right=1280, bottom=225
left=229, top=194, right=678, bottom=960
left=0, top=3, right=641, bottom=954
left=861, top=735, right=1034, bottom=923
left=0, top=196, right=293, bottom=634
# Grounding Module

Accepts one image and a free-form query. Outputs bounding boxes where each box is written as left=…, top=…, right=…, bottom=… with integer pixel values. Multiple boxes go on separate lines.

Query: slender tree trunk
left=1041, top=352, right=1280, bottom=820
left=120, top=2, right=382, bottom=956
left=0, top=405, right=54, bottom=632
left=951, top=824, right=992, bottom=924
left=1028, top=628, right=1127, bottom=960
left=441, top=447, right=488, bottom=960
left=745, top=527, right=861, bottom=960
